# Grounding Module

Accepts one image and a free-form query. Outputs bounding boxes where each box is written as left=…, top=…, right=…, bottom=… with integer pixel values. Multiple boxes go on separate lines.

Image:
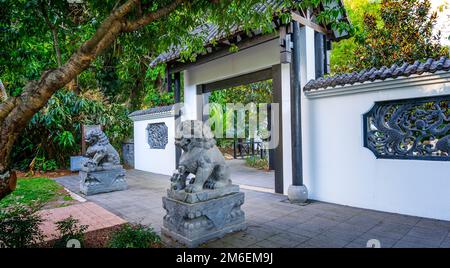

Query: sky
left=431, top=0, right=450, bottom=46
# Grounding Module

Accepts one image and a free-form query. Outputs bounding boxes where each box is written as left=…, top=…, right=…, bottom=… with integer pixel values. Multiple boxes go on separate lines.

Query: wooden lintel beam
left=169, top=32, right=279, bottom=73
left=291, top=11, right=331, bottom=36
left=203, top=67, right=273, bottom=93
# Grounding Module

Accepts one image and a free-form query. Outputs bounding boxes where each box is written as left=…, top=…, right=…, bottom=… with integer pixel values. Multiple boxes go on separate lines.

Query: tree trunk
left=129, top=59, right=148, bottom=110
left=0, top=79, right=7, bottom=101
left=0, top=0, right=186, bottom=201
left=0, top=170, right=16, bottom=199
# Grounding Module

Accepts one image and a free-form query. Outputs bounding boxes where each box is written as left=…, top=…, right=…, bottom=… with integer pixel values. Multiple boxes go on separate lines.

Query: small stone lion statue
left=83, top=129, right=120, bottom=170
left=171, top=120, right=231, bottom=193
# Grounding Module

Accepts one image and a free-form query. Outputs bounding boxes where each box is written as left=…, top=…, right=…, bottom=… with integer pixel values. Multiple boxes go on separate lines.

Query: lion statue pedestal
left=161, top=120, right=246, bottom=248
left=79, top=129, right=127, bottom=196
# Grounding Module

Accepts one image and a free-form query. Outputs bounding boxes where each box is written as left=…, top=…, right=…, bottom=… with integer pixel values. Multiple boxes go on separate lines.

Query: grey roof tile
left=304, top=57, right=450, bottom=91
left=128, top=105, right=174, bottom=117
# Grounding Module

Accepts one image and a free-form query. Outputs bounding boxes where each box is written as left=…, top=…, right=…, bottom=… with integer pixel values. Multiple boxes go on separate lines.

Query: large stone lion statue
left=83, top=129, right=120, bottom=170
left=171, top=120, right=231, bottom=193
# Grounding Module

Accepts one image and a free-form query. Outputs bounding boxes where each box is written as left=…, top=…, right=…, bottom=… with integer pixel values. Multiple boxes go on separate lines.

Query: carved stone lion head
left=175, top=120, right=216, bottom=151
left=85, top=129, right=110, bottom=146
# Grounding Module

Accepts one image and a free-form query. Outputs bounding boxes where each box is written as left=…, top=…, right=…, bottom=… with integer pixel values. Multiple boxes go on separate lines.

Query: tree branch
left=80, top=0, right=139, bottom=53
left=122, top=0, right=186, bottom=32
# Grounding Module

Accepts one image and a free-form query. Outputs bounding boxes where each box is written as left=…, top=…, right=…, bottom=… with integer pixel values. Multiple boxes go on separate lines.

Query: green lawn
left=0, top=177, right=72, bottom=208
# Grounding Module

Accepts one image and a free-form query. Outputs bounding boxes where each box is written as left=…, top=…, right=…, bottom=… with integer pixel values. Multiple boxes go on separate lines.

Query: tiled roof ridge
left=128, top=104, right=175, bottom=117
left=304, top=57, right=450, bottom=91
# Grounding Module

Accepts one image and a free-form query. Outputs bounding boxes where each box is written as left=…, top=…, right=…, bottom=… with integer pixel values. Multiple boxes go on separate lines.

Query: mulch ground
left=40, top=224, right=163, bottom=248
left=40, top=224, right=123, bottom=248
left=17, top=167, right=134, bottom=179
left=16, top=169, right=74, bottom=179
left=83, top=225, right=123, bottom=248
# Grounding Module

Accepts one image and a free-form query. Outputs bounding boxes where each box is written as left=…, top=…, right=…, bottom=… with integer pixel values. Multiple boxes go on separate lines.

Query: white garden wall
left=131, top=25, right=450, bottom=221
left=302, top=72, right=450, bottom=220
left=131, top=112, right=176, bottom=176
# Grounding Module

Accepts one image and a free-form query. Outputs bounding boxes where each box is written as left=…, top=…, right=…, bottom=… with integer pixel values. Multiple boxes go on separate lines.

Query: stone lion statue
left=83, top=129, right=120, bottom=170
left=171, top=120, right=231, bottom=193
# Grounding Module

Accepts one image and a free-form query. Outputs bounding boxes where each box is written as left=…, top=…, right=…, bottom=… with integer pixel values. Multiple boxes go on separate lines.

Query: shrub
left=53, top=216, right=88, bottom=248
left=0, top=202, right=45, bottom=248
left=108, top=224, right=161, bottom=248
left=245, top=156, right=269, bottom=170
left=32, top=157, right=58, bottom=172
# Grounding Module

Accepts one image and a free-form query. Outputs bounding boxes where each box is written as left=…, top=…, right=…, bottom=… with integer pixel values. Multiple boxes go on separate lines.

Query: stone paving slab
left=38, top=202, right=127, bottom=241
left=227, top=159, right=274, bottom=190
left=55, top=169, right=450, bottom=248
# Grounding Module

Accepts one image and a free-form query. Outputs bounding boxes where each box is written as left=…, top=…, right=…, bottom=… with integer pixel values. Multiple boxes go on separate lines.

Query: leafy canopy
left=0, top=0, right=351, bottom=172
left=1, top=0, right=350, bottom=102
left=330, top=0, right=449, bottom=74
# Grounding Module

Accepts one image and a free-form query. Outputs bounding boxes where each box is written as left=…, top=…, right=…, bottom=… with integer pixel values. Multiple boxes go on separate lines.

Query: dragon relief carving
left=365, top=97, right=450, bottom=159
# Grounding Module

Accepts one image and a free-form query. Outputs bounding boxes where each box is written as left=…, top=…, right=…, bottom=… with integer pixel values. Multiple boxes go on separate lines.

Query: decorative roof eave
left=305, top=71, right=450, bottom=99
left=304, top=57, right=450, bottom=93
left=150, top=0, right=350, bottom=68
left=128, top=105, right=175, bottom=121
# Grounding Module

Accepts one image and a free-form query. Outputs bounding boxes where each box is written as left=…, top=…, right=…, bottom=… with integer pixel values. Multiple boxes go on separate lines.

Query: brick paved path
left=56, top=170, right=450, bottom=248
left=38, top=202, right=126, bottom=241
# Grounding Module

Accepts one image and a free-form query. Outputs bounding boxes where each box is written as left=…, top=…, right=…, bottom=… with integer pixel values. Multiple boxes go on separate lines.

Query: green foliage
left=0, top=203, right=45, bottom=248
left=108, top=223, right=161, bottom=248
left=209, top=80, right=272, bottom=145
left=57, top=131, right=76, bottom=149
left=53, top=216, right=88, bottom=248
left=331, top=0, right=449, bottom=73
left=209, top=80, right=272, bottom=105
left=354, top=0, right=449, bottom=69
left=11, top=89, right=132, bottom=171
left=216, top=139, right=234, bottom=149
left=330, top=0, right=381, bottom=73
left=245, top=156, right=269, bottom=170
left=1, top=0, right=350, bottom=173
left=33, top=157, right=58, bottom=172
left=0, top=0, right=350, bottom=102
left=0, top=0, right=93, bottom=96
left=0, top=177, right=70, bottom=208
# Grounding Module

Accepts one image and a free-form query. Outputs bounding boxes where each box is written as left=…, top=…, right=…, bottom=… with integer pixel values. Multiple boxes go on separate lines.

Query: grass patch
left=0, top=177, right=72, bottom=208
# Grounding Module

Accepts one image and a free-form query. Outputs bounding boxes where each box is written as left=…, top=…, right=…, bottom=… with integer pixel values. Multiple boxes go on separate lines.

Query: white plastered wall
left=280, top=63, right=293, bottom=194
left=132, top=113, right=176, bottom=176
left=299, top=26, right=317, bottom=195
left=303, top=72, right=450, bottom=220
